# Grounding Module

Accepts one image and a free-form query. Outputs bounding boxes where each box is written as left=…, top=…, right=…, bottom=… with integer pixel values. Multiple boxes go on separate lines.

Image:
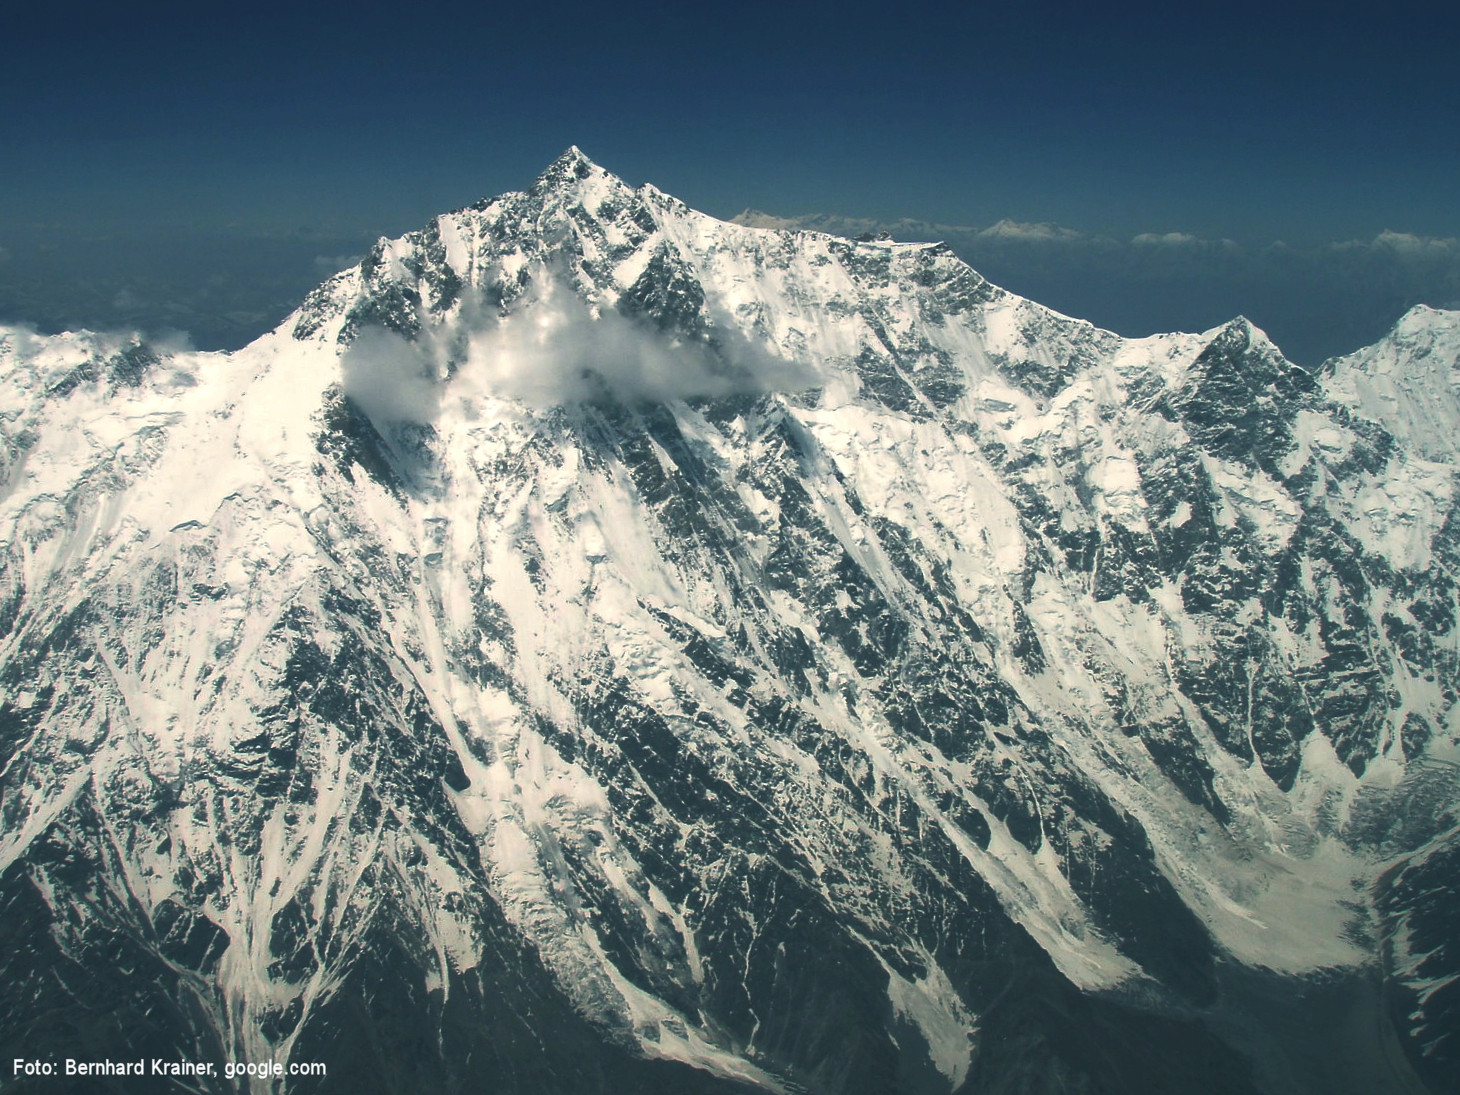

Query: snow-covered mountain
left=2, top=148, right=1457, bottom=1094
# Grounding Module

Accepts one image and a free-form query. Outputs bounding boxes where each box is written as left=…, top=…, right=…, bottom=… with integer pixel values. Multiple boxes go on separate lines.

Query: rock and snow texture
left=1, top=148, right=1458, bottom=1094
left=1324, top=305, right=1460, bottom=463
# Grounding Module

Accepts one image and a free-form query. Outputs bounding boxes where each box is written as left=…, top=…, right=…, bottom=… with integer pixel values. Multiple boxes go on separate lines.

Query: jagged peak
left=1205, top=315, right=1286, bottom=357
left=1204, top=315, right=1255, bottom=347
left=532, top=146, right=618, bottom=196
left=551, top=144, right=596, bottom=172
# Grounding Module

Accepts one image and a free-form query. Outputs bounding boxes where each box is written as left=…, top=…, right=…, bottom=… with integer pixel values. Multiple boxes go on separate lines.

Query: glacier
left=1, top=147, right=1457, bottom=1094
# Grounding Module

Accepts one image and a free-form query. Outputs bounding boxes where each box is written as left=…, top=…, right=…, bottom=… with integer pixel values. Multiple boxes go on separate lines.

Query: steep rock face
left=1, top=149, right=1457, bottom=1093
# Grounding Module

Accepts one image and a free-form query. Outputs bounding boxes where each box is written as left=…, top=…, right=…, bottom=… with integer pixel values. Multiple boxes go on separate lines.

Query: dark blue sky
left=3, top=0, right=1457, bottom=362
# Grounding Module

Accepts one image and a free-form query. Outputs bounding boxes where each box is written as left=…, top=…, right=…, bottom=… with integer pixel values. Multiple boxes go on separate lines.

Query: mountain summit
left=2, top=151, right=1457, bottom=1094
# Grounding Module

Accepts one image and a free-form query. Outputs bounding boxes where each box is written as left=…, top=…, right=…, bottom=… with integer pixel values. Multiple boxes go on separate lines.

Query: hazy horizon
left=3, top=177, right=1454, bottom=367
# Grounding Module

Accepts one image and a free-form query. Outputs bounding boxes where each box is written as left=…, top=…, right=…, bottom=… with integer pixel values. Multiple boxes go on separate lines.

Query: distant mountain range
left=1, top=148, right=1456, bottom=1094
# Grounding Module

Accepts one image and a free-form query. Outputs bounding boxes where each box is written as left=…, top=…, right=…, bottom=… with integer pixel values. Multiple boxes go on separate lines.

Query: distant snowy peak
left=1322, top=304, right=1460, bottom=462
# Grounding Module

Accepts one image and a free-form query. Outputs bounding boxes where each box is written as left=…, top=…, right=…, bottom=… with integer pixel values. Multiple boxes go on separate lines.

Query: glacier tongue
left=2, top=149, right=1458, bottom=1094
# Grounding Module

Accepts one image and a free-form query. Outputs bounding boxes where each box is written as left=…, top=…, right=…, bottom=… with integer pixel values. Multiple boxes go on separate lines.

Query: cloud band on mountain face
left=338, top=326, right=443, bottom=426
left=339, top=272, right=820, bottom=424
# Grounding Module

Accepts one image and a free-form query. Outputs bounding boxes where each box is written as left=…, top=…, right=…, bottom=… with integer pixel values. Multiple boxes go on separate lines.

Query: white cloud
left=339, top=327, right=442, bottom=425
left=1132, top=231, right=1199, bottom=247
left=1331, top=230, right=1459, bottom=255
left=1371, top=230, right=1458, bottom=254
left=341, top=270, right=819, bottom=424
left=456, top=276, right=817, bottom=408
